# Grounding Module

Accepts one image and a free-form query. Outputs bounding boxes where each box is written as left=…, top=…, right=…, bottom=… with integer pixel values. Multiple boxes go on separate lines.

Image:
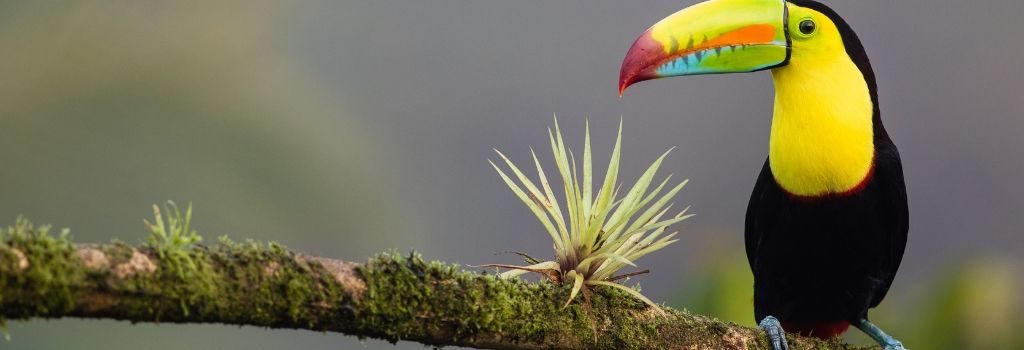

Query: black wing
left=868, top=139, right=909, bottom=307
left=745, top=159, right=774, bottom=272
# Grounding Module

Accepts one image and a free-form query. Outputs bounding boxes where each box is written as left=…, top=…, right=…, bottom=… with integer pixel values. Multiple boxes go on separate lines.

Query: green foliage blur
left=0, top=3, right=421, bottom=349
left=0, top=2, right=420, bottom=254
left=674, top=252, right=1024, bottom=349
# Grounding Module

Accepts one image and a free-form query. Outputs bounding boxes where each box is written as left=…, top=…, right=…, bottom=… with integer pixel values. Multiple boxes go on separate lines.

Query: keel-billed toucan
left=619, top=0, right=909, bottom=349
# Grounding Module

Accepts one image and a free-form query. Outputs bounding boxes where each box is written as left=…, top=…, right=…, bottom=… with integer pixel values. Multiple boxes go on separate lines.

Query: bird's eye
left=798, top=19, right=816, bottom=35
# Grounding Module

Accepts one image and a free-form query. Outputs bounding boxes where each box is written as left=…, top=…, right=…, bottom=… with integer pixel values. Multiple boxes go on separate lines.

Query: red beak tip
left=619, top=31, right=663, bottom=98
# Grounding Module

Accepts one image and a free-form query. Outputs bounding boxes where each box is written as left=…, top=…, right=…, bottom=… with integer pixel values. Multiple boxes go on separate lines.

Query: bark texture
left=0, top=225, right=876, bottom=350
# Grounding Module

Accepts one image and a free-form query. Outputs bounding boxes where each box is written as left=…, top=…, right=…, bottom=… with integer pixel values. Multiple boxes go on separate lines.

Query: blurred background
left=2, top=0, right=1022, bottom=349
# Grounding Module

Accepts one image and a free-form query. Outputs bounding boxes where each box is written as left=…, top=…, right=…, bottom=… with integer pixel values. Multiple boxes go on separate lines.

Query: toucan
left=618, top=0, right=909, bottom=349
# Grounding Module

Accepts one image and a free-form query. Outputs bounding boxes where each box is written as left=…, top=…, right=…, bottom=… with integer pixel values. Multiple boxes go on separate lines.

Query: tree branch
left=0, top=227, right=874, bottom=350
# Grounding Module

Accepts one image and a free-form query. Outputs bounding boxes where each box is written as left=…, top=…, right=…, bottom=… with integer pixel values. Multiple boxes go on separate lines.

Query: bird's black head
left=784, top=0, right=876, bottom=100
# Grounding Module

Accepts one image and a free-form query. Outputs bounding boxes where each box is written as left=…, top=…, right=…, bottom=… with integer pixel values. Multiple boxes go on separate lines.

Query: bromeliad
left=488, top=119, right=690, bottom=313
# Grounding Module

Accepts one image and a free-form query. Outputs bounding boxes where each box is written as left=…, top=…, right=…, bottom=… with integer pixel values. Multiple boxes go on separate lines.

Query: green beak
left=619, top=0, right=790, bottom=95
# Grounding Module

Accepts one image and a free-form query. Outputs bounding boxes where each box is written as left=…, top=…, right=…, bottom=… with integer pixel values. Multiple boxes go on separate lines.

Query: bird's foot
left=759, top=316, right=789, bottom=350
left=855, top=318, right=907, bottom=350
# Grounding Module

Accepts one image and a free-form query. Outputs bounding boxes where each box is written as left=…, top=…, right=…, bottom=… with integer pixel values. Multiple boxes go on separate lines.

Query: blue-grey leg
left=759, top=316, right=789, bottom=350
left=855, top=318, right=907, bottom=350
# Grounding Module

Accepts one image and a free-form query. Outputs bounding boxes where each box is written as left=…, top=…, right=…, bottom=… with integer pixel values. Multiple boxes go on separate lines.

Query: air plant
left=488, top=118, right=690, bottom=314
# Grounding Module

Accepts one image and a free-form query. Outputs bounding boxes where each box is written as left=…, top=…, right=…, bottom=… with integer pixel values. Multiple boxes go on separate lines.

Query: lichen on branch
left=0, top=218, right=871, bottom=350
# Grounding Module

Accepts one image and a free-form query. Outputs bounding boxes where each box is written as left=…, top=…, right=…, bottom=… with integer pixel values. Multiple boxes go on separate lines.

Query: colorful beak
left=619, top=0, right=790, bottom=95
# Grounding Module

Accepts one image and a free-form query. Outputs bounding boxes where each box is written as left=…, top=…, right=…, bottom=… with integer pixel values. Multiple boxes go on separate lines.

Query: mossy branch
left=0, top=221, right=875, bottom=350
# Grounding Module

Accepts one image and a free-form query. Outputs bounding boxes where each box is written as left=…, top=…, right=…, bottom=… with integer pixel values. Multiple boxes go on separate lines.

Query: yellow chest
left=768, top=58, right=874, bottom=197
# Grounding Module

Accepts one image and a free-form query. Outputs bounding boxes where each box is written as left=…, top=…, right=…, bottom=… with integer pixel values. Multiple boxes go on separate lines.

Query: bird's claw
left=758, top=316, right=789, bottom=350
left=855, top=318, right=907, bottom=350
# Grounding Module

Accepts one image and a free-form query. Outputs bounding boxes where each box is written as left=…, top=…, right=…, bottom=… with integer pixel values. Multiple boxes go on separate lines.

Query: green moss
left=101, top=241, right=135, bottom=265
left=354, top=251, right=562, bottom=343
left=352, top=251, right=680, bottom=347
left=1, top=215, right=865, bottom=349
left=0, top=211, right=347, bottom=330
left=0, top=218, right=84, bottom=319
left=353, top=252, right=858, bottom=349
left=202, top=237, right=344, bottom=329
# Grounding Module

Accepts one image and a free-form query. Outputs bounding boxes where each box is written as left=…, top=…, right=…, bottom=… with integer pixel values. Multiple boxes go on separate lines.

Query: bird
left=618, top=0, right=909, bottom=349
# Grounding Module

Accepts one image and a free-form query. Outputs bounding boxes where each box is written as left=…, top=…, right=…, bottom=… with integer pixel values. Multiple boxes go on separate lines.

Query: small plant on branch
left=144, top=201, right=203, bottom=279
left=487, top=118, right=690, bottom=314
